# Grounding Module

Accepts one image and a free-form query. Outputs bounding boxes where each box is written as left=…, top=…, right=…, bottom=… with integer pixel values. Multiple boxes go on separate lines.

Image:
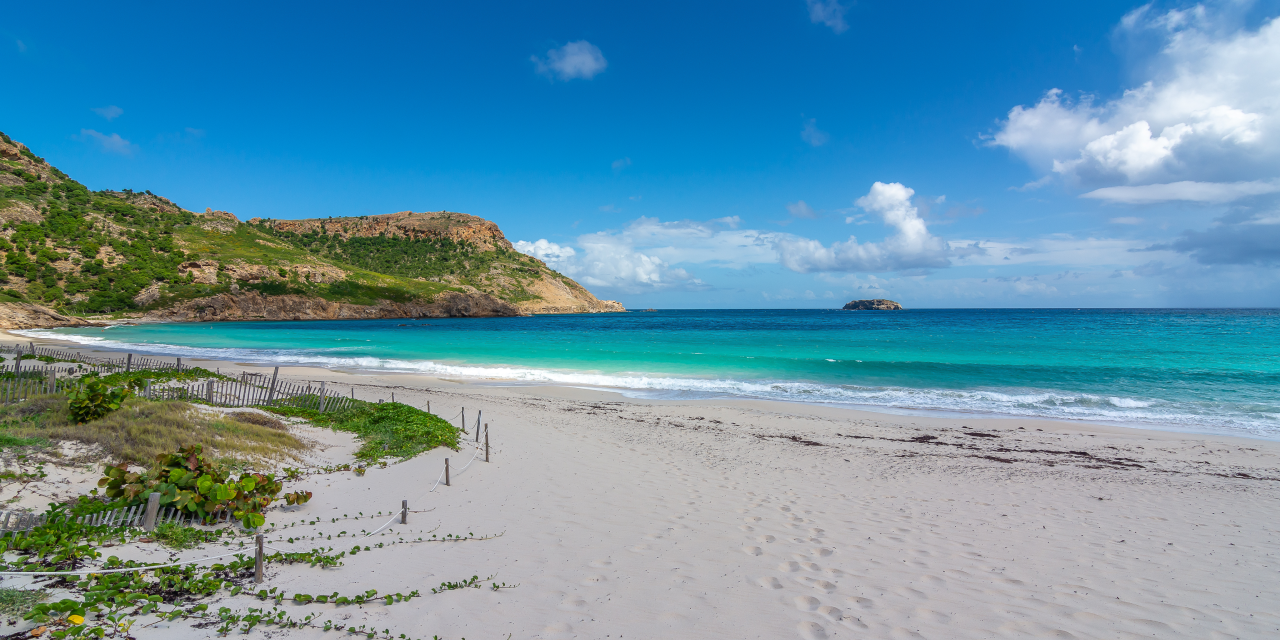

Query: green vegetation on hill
left=0, top=130, right=579, bottom=316
left=252, top=224, right=551, bottom=302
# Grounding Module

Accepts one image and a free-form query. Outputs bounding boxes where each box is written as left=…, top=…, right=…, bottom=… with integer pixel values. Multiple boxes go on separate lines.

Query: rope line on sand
left=0, top=551, right=246, bottom=576
left=363, top=441, right=483, bottom=539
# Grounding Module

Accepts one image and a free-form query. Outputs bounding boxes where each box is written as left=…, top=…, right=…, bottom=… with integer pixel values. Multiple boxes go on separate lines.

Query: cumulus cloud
left=76, top=129, right=136, bottom=155
left=806, top=0, right=849, bottom=34
left=800, top=118, right=830, bottom=146
left=532, top=41, right=607, bottom=81
left=989, top=4, right=1280, bottom=194
left=771, top=182, right=951, bottom=273
left=92, top=105, right=123, bottom=121
left=786, top=200, right=818, bottom=219
left=1082, top=180, right=1280, bottom=203
left=514, top=239, right=577, bottom=269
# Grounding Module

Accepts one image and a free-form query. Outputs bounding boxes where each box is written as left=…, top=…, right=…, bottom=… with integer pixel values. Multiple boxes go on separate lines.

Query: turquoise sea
left=23, top=309, right=1280, bottom=439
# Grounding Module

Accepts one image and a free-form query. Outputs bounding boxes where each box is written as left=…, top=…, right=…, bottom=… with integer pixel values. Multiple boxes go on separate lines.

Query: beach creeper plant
left=98, top=444, right=309, bottom=529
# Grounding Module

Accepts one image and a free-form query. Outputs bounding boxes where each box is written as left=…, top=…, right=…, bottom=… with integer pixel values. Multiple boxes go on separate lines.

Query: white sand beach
left=2, top=335, right=1278, bottom=639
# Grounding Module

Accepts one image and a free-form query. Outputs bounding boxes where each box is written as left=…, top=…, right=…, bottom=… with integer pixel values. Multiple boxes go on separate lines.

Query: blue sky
left=3, top=0, right=1279, bottom=308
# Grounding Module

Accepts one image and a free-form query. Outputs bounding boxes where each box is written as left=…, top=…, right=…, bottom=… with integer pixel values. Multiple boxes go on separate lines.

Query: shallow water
left=27, top=308, right=1280, bottom=438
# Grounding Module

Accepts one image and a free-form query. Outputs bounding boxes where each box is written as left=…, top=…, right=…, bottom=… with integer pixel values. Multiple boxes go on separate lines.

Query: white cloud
left=990, top=6, right=1280, bottom=189
left=15, top=40, right=26, bottom=53
left=76, top=129, right=136, bottom=155
left=806, top=0, right=849, bottom=34
left=771, top=182, right=951, bottom=273
left=92, top=105, right=123, bottom=121
left=1109, top=217, right=1144, bottom=225
left=1082, top=180, right=1280, bottom=203
left=598, top=204, right=619, bottom=213
left=786, top=200, right=818, bottom=219
left=532, top=41, right=608, bottom=81
left=611, top=157, right=631, bottom=173
left=800, top=118, right=829, bottom=146
left=514, top=239, right=577, bottom=269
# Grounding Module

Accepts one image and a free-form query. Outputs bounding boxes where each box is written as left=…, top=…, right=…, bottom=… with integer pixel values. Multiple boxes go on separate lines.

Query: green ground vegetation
left=265, top=400, right=459, bottom=463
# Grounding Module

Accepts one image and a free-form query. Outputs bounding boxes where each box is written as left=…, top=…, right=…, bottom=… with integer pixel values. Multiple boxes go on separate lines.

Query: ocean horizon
left=21, top=308, right=1280, bottom=440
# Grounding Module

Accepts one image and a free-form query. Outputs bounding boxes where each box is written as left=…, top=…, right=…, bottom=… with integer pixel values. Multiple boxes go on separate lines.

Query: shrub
left=67, top=377, right=130, bottom=423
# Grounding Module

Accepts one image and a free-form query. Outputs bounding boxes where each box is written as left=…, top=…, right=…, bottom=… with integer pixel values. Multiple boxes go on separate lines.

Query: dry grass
left=228, top=411, right=287, bottom=430
left=0, top=395, right=304, bottom=465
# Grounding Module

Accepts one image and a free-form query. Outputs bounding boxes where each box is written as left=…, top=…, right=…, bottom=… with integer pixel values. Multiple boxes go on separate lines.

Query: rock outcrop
left=143, top=290, right=522, bottom=322
left=248, top=211, right=515, bottom=252
left=513, top=272, right=626, bottom=314
left=842, top=299, right=903, bottom=310
left=0, top=303, right=105, bottom=330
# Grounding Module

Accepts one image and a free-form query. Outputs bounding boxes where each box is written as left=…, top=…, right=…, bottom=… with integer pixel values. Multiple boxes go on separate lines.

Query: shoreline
left=1, top=330, right=1278, bottom=638
left=6, top=327, right=1275, bottom=444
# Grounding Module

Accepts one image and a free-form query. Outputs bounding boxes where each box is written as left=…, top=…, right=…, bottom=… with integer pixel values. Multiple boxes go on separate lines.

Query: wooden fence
left=1, top=505, right=238, bottom=537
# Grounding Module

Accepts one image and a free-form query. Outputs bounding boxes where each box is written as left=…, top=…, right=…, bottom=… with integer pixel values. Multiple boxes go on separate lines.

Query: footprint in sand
left=778, top=561, right=801, bottom=571
left=557, top=597, right=587, bottom=611
left=797, top=621, right=828, bottom=639
left=589, top=559, right=612, bottom=568
left=757, top=535, right=776, bottom=543
left=793, top=596, right=821, bottom=611
left=743, top=546, right=763, bottom=556
left=757, top=577, right=783, bottom=589
left=745, top=516, right=762, bottom=523
left=581, top=575, right=606, bottom=585
left=799, top=577, right=838, bottom=593
left=816, top=606, right=843, bottom=621
left=812, top=548, right=834, bottom=557
left=801, top=562, right=821, bottom=571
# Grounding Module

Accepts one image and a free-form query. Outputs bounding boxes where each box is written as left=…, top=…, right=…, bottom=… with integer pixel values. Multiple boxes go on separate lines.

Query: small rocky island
left=842, top=299, right=903, bottom=310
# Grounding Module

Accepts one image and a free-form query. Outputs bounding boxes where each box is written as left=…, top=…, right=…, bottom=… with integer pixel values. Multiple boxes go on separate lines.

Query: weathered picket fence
left=0, top=505, right=239, bottom=537
left=0, top=343, right=196, bottom=375
left=143, top=378, right=359, bottom=412
left=0, top=348, right=358, bottom=413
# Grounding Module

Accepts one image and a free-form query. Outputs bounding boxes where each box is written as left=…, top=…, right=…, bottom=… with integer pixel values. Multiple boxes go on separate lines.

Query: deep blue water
left=27, top=308, right=1280, bottom=438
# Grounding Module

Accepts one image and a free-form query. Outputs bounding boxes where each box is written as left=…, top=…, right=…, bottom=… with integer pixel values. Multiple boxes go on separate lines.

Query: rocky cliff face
left=0, top=303, right=104, bottom=330
left=514, top=272, right=627, bottom=314
left=144, top=290, right=521, bottom=323
left=842, top=299, right=903, bottom=310
left=249, top=211, right=515, bottom=252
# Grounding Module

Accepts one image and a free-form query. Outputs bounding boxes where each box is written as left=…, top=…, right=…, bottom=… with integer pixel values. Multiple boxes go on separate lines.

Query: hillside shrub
left=67, top=377, right=130, bottom=423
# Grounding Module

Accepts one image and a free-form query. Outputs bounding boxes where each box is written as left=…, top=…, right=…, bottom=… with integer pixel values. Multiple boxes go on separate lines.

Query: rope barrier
left=0, top=551, right=246, bottom=577
left=363, top=440, right=483, bottom=539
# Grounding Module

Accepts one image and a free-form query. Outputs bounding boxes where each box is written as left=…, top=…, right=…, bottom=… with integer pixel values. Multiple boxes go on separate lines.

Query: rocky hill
left=0, top=130, right=623, bottom=327
left=842, top=299, right=903, bottom=310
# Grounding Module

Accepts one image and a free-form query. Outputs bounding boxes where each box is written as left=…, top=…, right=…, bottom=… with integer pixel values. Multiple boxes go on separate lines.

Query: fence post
left=206, top=380, right=214, bottom=404
left=176, top=357, right=182, bottom=372
left=13, top=345, right=20, bottom=376
left=444, top=458, right=450, bottom=487
left=145, top=380, right=152, bottom=399
left=401, top=500, right=407, bottom=524
left=125, top=354, right=132, bottom=373
left=318, top=382, right=326, bottom=413
left=255, top=534, right=264, bottom=583
left=142, top=493, right=161, bottom=532
left=266, top=367, right=279, bottom=404
left=46, top=369, right=55, bottom=395
left=476, top=410, right=481, bottom=442
left=462, top=408, right=466, bottom=434
left=485, top=425, right=489, bottom=463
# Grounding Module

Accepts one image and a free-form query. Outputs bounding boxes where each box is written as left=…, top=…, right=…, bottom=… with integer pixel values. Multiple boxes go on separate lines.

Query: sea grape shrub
left=67, top=377, right=130, bottom=423
left=98, top=444, right=309, bottom=529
